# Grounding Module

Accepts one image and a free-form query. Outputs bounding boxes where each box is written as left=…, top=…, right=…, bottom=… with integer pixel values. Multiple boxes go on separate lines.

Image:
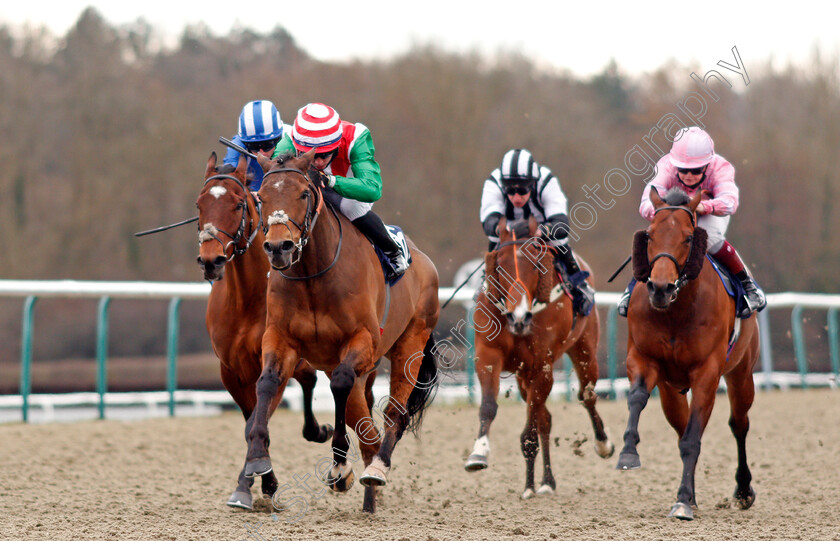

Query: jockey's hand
left=696, top=201, right=709, bottom=215
left=506, top=219, right=530, bottom=239
left=309, top=168, right=332, bottom=188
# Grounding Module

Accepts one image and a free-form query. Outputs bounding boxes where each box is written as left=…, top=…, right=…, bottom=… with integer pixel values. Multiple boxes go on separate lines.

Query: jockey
left=273, top=102, right=408, bottom=279
left=479, top=148, right=596, bottom=316
left=617, top=126, right=767, bottom=317
left=223, top=100, right=288, bottom=191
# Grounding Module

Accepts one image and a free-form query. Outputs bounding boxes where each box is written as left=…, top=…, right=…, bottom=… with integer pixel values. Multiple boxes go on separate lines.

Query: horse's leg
left=219, top=367, right=263, bottom=509
left=342, top=374, right=381, bottom=512
left=616, top=349, right=658, bottom=471
left=724, top=359, right=757, bottom=510
left=245, top=330, right=295, bottom=478
left=465, top=345, right=503, bottom=471
left=534, top=365, right=556, bottom=497
left=293, top=361, right=334, bottom=443
left=517, top=373, right=539, bottom=499
left=668, top=366, right=721, bottom=521
left=658, top=383, right=690, bottom=436
left=360, top=329, right=435, bottom=488
left=566, top=324, right=614, bottom=459
left=325, top=332, right=375, bottom=494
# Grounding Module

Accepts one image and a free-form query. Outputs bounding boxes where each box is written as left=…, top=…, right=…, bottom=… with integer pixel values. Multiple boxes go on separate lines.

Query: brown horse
left=245, top=151, right=440, bottom=513
left=464, top=217, right=614, bottom=499
left=196, top=153, right=333, bottom=510
left=616, top=187, right=760, bottom=520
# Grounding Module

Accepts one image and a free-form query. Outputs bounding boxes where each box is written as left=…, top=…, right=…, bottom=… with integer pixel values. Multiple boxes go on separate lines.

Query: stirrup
left=617, top=290, right=631, bottom=317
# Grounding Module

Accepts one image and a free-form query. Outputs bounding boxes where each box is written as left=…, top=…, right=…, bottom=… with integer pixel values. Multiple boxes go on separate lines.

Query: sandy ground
left=1, top=389, right=838, bottom=541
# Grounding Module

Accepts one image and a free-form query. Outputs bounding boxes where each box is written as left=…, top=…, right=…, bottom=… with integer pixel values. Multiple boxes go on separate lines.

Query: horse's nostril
left=280, top=240, right=295, bottom=252
left=214, top=255, right=226, bottom=266
left=196, top=256, right=202, bottom=266
left=523, top=313, right=533, bottom=325
left=263, top=241, right=273, bottom=253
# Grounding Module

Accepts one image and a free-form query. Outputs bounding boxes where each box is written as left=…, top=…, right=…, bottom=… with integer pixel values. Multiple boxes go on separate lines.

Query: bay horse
left=464, top=217, right=614, bottom=499
left=246, top=151, right=440, bottom=513
left=616, top=187, right=760, bottom=520
left=196, top=153, right=333, bottom=510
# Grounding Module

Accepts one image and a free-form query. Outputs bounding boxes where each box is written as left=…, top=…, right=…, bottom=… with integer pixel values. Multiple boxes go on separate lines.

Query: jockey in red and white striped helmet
left=273, top=103, right=408, bottom=279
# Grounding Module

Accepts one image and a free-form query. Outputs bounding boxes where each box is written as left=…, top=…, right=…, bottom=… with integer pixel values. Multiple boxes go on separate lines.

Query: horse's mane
left=663, top=187, right=691, bottom=206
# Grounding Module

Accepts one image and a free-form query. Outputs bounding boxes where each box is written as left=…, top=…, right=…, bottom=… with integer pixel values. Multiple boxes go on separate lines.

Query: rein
left=198, top=173, right=263, bottom=261
left=648, top=205, right=697, bottom=296
left=262, top=166, right=343, bottom=281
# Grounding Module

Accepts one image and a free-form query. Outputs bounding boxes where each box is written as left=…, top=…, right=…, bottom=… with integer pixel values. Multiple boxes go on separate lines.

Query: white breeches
left=698, top=214, right=729, bottom=253
left=338, top=197, right=373, bottom=221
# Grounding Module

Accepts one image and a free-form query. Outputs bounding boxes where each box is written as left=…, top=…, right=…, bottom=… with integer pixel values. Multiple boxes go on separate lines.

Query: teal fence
left=1, top=280, right=838, bottom=423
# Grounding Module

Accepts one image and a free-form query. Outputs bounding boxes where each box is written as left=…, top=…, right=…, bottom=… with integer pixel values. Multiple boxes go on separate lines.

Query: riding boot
left=553, top=246, right=595, bottom=316
left=711, top=241, right=767, bottom=316
left=352, top=211, right=408, bottom=278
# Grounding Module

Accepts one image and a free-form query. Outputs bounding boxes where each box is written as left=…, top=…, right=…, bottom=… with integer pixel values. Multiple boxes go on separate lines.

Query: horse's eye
left=685, top=235, right=693, bottom=244
left=299, top=190, right=310, bottom=200
left=236, top=202, right=244, bottom=210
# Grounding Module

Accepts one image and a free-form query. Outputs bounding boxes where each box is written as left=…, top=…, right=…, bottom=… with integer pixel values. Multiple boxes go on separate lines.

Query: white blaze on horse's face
left=209, top=186, right=227, bottom=199
left=512, top=295, right=530, bottom=322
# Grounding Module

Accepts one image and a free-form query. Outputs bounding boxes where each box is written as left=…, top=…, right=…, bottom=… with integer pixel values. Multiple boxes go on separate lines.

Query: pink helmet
left=291, top=103, right=343, bottom=153
left=669, top=127, right=715, bottom=169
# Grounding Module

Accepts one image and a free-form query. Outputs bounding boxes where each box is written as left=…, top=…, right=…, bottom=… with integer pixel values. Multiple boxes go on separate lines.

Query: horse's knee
left=728, top=415, right=750, bottom=437
left=330, top=364, right=356, bottom=398
left=520, top=427, right=539, bottom=459
left=256, top=370, right=280, bottom=399
left=627, top=382, right=650, bottom=409
left=479, top=395, right=498, bottom=421
left=678, top=432, right=701, bottom=460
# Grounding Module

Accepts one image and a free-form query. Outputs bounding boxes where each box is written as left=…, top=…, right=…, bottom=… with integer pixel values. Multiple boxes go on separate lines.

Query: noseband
left=198, top=174, right=263, bottom=261
left=262, top=166, right=343, bottom=280
left=648, top=205, right=696, bottom=296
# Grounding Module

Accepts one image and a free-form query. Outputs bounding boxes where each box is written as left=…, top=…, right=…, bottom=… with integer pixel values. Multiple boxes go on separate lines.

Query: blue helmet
left=238, top=100, right=284, bottom=142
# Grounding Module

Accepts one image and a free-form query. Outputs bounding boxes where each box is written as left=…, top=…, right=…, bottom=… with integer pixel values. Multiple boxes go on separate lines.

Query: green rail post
left=167, top=297, right=182, bottom=417
left=791, top=305, right=807, bottom=389
left=828, top=307, right=839, bottom=387
left=465, top=306, right=476, bottom=405
left=96, top=296, right=111, bottom=420
left=607, top=305, right=618, bottom=400
left=758, top=308, right=774, bottom=391
left=20, top=296, right=37, bottom=423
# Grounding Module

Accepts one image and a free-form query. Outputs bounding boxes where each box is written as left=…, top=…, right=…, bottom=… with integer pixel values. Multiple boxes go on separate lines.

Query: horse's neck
left=294, top=206, right=361, bottom=283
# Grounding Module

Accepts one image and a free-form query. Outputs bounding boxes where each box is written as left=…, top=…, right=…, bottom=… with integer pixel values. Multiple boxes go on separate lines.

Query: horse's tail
left=405, top=333, right=439, bottom=435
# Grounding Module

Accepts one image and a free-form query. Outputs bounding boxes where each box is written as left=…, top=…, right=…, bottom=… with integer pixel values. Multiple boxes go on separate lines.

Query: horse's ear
left=683, top=227, right=708, bottom=280
left=528, top=216, right=539, bottom=237
left=648, top=186, right=664, bottom=208
left=255, top=153, right=273, bottom=173
left=298, top=148, right=317, bottom=169
left=235, top=154, right=248, bottom=178
left=483, top=250, right=500, bottom=300
left=632, top=230, right=651, bottom=282
left=206, top=152, right=217, bottom=177
left=497, top=217, right=509, bottom=242
left=687, top=189, right=704, bottom=212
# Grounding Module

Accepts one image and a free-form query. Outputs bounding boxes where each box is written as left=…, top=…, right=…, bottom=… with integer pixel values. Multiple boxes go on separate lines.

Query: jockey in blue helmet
left=223, top=100, right=288, bottom=190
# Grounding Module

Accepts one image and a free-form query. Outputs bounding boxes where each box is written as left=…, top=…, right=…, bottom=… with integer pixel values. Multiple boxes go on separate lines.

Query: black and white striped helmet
left=499, top=149, right=539, bottom=186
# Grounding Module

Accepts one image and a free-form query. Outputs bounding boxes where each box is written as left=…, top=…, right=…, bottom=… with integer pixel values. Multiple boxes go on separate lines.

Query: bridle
left=486, top=233, right=564, bottom=316
left=198, top=174, right=263, bottom=261
left=648, top=205, right=697, bottom=296
left=261, top=166, right=343, bottom=281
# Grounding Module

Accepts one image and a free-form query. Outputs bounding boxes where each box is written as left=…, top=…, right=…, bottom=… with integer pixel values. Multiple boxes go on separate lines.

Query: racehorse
left=245, top=150, right=440, bottom=513
left=464, top=217, right=614, bottom=499
left=196, top=153, right=333, bottom=510
left=616, top=187, right=760, bottom=520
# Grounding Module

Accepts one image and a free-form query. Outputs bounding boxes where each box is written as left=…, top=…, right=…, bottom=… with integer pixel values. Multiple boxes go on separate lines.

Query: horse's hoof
left=595, top=438, right=615, bottom=459
left=464, top=454, right=489, bottom=472
left=360, top=457, right=389, bottom=487
left=616, top=452, right=641, bottom=470
left=521, top=488, right=535, bottom=500
left=668, top=502, right=694, bottom=520
left=245, top=457, right=273, bottom=478
left=327, top=462, right=355, bottom=493
left=536, top=484, right=555, bottom=496
left=227, top=490, right=253, bottom=510
left=734, top=486, right=756, bottom=510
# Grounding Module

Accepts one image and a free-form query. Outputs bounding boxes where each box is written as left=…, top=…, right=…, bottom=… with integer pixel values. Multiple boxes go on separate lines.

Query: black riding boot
left=352, top=211, right=408, bottom=278
left=553, top=246, right=595, bottom=316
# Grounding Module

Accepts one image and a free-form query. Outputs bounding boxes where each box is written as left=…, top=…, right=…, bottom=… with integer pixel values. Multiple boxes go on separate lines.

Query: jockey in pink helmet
left=618, top=126, right=767, bottom=317
left=273, top=103, right=408, bottom=279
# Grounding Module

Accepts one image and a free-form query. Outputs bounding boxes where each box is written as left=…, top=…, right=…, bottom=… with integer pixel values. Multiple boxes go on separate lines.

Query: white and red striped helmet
left=291, top=103, right=343, bottom=153
left=669, top=127, right=715, bottom=169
